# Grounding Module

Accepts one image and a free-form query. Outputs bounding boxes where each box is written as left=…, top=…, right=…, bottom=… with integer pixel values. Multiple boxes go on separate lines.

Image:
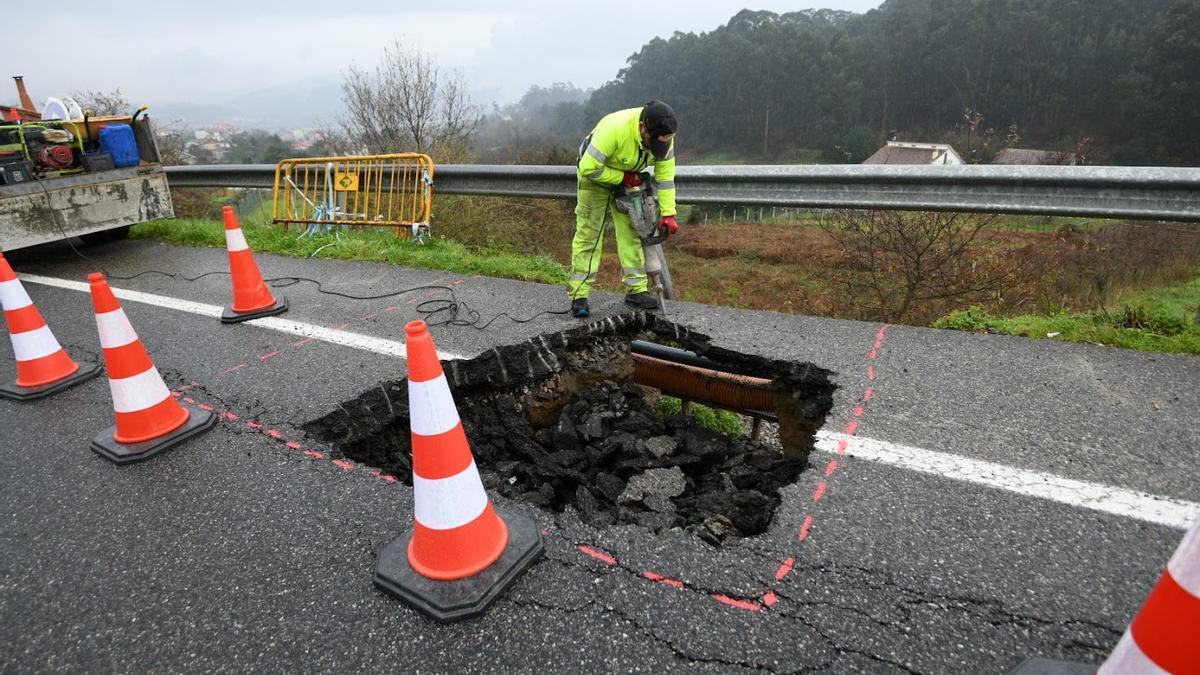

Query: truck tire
left=79, top=226, right=132, bottom=246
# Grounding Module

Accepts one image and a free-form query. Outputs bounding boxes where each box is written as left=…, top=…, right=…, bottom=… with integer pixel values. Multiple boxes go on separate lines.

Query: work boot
left=624, top=292, right=662, bottom=312
left=570, top=297, right=590, bottom=318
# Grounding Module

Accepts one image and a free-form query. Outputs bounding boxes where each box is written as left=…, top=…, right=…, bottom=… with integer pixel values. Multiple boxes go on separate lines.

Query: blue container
left=98, top=124, right=140, bottom=168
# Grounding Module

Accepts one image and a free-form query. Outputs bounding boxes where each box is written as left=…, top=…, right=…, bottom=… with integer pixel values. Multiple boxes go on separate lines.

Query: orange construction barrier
left=0, top=252, right=100, bottom=400
left=221, top=206, right=287, bottom=323
left=88, top=272, right=216, bottom=463
left=373, top=320, right=543, bottom=621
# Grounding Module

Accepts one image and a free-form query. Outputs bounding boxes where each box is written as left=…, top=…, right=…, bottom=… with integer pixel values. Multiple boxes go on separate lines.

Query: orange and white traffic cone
left=1010, top=517, right=1200, bottom=674
left=0, top=252, right=100, bottom=400
left=88, top=272, right=216, bottom=463
left=1097, top=516, right=1200, bottom=674
left=374, top=320, right=543, bottom=622
left=220, top=205, right=287, bottom=323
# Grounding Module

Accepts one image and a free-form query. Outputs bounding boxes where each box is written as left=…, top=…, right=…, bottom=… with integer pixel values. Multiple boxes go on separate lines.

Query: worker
left=568, top=100, right=678, bottom=318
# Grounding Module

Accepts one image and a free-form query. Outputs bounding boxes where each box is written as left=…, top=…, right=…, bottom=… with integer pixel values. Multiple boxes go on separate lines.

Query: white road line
left=816, top=430, right=1199, bottom=530
left=21, top=274, right=1198, bottom=529
left=19, top=274, right=465, bottom=361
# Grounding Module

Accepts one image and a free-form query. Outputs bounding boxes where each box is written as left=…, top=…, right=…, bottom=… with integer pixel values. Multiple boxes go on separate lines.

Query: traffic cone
left=88, top=272, right=216, bottom=463
left=1098, top=516, right=1200, bottom=674
left=1009, top=516, right=1200, bottom=675
left=220, top=205, right=287, bottom=323
left=0, top=252, right=101, bottom=400
left=374, top=320, right=543, bottom=622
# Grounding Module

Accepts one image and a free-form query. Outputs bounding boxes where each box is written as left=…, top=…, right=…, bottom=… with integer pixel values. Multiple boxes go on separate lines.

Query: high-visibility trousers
left=567, top=179, right=647, bottom=299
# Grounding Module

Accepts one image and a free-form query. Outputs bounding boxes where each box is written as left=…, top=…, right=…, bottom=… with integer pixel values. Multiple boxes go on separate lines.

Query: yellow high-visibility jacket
left=577, top=107, right=676, bottom=217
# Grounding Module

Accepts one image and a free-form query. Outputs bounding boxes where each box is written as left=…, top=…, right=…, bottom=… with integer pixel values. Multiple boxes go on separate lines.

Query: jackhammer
left=615, top=172, right=675, bottom=303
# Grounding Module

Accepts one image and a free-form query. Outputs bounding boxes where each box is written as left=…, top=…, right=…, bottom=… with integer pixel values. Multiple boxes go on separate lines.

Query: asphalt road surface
left=2, top=238, right=1197, bottom=673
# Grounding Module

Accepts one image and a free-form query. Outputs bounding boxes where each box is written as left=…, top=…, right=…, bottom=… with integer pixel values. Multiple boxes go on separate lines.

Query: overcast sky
left=7, top=1, right=882, bottom=127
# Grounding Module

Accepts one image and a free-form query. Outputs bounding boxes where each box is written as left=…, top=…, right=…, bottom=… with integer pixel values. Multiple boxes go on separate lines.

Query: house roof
left=992, top=148, right=1078, bottom=165
left=862, top=141, right=964, bottom=165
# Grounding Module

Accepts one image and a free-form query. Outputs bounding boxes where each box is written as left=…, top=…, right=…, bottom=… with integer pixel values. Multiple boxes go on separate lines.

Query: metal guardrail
left=165, top=163, right=1200, bottom=222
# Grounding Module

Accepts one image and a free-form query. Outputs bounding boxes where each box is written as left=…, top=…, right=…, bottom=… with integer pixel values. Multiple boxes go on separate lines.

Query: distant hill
left=578, top=0, right=1200, bottom=166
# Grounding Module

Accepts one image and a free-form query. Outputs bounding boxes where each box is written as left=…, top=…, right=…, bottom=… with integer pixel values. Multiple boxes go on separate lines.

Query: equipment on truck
left=614, top=171, right=676, bottom=302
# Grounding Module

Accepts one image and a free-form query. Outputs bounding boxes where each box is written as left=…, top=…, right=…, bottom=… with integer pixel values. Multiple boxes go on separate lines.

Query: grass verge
left=655, top=395, right=746, bottom=437
left=934, top=275, right=1200, bottom=355
left=130, top=218, right=568, bottom=285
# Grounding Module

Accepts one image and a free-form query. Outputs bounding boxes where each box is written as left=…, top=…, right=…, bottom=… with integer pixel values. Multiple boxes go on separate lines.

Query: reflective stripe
left=585, top=167, right=605, bottom=179
left=95, top=308, right=139, bottom=349
left=413, top=460, right=489, bottom=530
left=408, top=373, right=460, bottom=436
left=225, top=228, right=249, bottom=252
left=657, top=180, right=676, bottom=191
left=1167, top=518, right=1200, bottom=596
left=10, top=325, right=61, bottom=361
left=586, top=144, right=608, bottom=163
left=0, top=278, right=32, bottom=310
left=622, top=267, right=646, bottom=276
left=1098, top=631, right=1170, bottom=675
left=108, top=367, right=171, bottom=413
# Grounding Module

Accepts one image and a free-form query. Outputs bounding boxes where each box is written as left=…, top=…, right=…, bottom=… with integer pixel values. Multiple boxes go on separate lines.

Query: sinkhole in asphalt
left=304, top=313, right=836, bottom=545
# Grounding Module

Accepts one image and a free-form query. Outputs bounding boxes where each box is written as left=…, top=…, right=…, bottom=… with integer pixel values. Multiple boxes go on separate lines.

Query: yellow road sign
left=334, top=171, right=359, bottom=191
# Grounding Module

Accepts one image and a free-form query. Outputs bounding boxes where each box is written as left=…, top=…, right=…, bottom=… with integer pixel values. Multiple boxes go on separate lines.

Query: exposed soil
left=304, top=313, right=836, bottom=544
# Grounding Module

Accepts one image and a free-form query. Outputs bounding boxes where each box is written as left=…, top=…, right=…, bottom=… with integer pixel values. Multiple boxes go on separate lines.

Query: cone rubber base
left=374, top=509, right=544, bottom=623
left=221, top=296, right=288, bottom=324
left=0, top=361, right=102, bottom=401
left=90, top=404, right=217, bottom=464
left=1007, top=658, right=1095, bottom=675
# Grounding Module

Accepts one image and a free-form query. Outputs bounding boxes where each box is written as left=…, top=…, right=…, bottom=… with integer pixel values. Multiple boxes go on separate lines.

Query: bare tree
left=71, top=89, right=131, bottom=116
left=339, top=43, right=481, bottom=159
left=827, top=209, right=1023, bottom=322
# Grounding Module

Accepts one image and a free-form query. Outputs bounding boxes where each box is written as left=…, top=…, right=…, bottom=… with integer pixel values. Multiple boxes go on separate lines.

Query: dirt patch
left=304, top=313, right=836, bottom=544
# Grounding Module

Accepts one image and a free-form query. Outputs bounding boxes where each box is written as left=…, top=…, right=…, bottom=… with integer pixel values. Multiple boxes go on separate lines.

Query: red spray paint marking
left=330, top=323, right=351, bottom=332
left=864, top=387, right=874, bottom=401
left=775, top=557, right=795, bottom=581
left=183, top=397, right=196, bottom=404
left=265, top=429, right=283, bottom=440
left=578, top=546, right=617, bottom=565
left=304, top=450, right=325, bottom=460
left=292, top=337, right=316, bottom=348
left=370, top=470, right=399, bottom=483
left=383, top=306, right=400, bottom=313
left=285, top=441, right=303, bottom=450
left=171, top=392, right=181, bottom=398
left=220, top=411, right=239, bottom=421
left=197, top=403, right=214, bottom=412
left=867, top=365, right=876, bottom=380
left=853, top=405, right=864, bottom=418
left=643, top=571, right=685, bottom=589
left=762, top=591, right=778, bottom=607
left=825, top=460, right=839, bottom=477
left=712, top=595, right=761, bottom=612
left=245, top=421, right=263, bottom=430
left=845, top=420, right=859, bottom=436
left=812, top=481, right=828, bottom=502
left=222, top=363, right=248, bottom=374
left=797, top=515, right=814, bottom=541
left=259, top=351, right=281, bottom=362
left=363, top=313, right=380, bottom=320
left=836, top=439, right=849, bottom=455
left=869, top=349, right=878, bottom=359
left=332, top=459, right=354, bottom=471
